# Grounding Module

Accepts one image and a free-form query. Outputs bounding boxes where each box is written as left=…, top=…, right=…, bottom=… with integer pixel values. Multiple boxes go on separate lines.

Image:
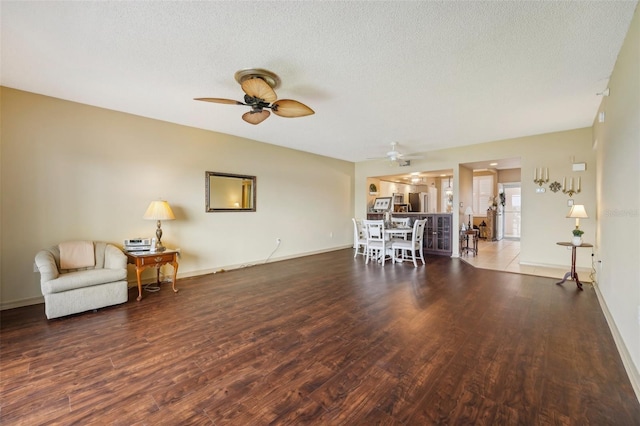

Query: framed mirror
left=205, top=171, right=256, bottom=212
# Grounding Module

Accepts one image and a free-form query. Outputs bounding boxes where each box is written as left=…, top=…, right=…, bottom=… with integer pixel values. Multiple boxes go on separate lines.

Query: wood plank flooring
left=2, top=249, right=639, bottom=425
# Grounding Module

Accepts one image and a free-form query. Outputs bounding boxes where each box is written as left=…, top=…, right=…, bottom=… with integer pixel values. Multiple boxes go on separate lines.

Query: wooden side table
left=126, top=250, right=179, bottom=301
left=555, top=242, right=593, bottom=291
left=460, top=229, right=479, bottom=256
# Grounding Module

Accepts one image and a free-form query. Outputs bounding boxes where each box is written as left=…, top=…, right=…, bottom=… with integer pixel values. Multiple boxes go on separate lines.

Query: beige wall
left=594, top=5, right=640, bottom=390
left=356, top=127, right=597, bottom=266
left=498, top=168, right=521, bottom=183
left=0, top=87, right=355, bottom=308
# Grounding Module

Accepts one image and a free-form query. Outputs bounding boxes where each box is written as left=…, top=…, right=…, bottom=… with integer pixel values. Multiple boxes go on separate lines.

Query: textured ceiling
left=1, top=1, right=637, bottom=162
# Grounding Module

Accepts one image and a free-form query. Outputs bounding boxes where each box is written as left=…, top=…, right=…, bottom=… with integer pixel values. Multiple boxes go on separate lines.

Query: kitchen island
left=366, top=212, right=452, bottom=256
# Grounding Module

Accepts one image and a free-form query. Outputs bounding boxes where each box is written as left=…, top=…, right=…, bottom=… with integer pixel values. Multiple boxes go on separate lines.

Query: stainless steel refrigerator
left=408, top=193, right=420, bottom=212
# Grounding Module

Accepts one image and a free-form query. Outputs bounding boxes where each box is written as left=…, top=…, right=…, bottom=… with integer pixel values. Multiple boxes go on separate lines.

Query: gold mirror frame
left=205, top=171, right=256, bottom=212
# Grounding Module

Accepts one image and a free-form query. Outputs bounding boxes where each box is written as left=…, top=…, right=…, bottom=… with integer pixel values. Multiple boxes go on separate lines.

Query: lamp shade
left=143, top=200, right=175, bottom=221
left=464, top=207, right=474, bottom=215
left=567, top=205, right=588, bottom=219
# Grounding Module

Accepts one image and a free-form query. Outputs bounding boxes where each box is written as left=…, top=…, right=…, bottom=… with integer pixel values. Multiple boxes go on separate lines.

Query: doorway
left=502, top=183, right=521, bottom=239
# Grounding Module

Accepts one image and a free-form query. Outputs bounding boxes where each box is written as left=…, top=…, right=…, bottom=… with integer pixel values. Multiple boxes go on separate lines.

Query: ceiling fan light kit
left=195, top=68, right=314, bottom=125
left=234, top=68, right=280, bottom=89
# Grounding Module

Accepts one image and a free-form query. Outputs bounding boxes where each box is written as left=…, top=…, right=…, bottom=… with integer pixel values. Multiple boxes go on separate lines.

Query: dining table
left=384, top=226, right=412, bottom=239
left=384, top=226, right=413, bottom=262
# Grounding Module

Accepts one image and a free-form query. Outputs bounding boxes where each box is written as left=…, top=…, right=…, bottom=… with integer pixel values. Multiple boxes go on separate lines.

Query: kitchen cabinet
left=366, top=212, right=452, bottom=256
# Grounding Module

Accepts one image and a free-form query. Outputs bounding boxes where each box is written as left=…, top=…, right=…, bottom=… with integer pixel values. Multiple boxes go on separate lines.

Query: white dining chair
left=391, top=219, right=427, bottom=267
left=362, top=219, right=387, bottom=264
left=352, top=218, right=367, bottom=258
left=390, top=217, right=411, bottom=227
left=390, top=216, right=411, bottom=240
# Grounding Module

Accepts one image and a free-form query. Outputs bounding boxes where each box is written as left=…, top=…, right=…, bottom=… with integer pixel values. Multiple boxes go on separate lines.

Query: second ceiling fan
left=370, top=142, right=424, bottom=165
left=195, top=68, right=314, bottom=125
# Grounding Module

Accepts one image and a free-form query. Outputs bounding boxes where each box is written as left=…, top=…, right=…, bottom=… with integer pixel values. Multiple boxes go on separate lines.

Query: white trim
left=3, top=246, right=354, bottom=310
left=1, top=295, right=44, bottom=311
left=594, top=284, right=640, bottom=404
left=175, top=245, right=353, bottom=279
left=519, top=260, right=591, bottom=275
left=4, top=253, right=590, bottom=308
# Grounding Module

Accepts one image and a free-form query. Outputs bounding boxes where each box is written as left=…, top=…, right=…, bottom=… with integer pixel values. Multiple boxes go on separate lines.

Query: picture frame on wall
left=373, top=197, right=392, bottom=211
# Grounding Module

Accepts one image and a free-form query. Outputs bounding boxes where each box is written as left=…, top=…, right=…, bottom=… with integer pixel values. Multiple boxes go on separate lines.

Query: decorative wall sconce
left=562, top=177, right=581, bottom=197
left=533, top=167, right=549, bottom=186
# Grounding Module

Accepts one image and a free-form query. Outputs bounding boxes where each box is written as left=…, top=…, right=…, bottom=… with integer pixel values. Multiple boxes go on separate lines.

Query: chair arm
left=35, top=250, right=59, bottom=283
left=104, top=244, right=127, bottom=270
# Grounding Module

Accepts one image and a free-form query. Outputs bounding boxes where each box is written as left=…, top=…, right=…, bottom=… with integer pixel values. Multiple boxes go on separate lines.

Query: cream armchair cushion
left=35, top=242, right=128, bottom=319
left=59, top=240, right=95, bottom=269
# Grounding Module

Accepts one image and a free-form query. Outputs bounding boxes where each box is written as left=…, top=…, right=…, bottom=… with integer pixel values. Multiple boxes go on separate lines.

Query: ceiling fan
left=370, top=142, right=424, bottom=165
left=195, top=68, right=315, bottom=125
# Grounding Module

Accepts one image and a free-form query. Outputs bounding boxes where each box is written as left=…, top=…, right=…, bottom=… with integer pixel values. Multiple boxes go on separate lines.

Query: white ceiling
left=2, top=1, right=636, bottom=162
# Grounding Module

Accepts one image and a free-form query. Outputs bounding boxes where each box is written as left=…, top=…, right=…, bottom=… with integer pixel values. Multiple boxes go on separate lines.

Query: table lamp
left=464, top=207, right=474, bottom=230
left=567, top=204, right=588, bottom=230
left=143, top=200, right=175, bottom=252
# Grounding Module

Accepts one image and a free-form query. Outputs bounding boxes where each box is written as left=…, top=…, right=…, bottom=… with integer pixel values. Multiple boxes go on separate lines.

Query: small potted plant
left=572, top=229, right=584, bottom=246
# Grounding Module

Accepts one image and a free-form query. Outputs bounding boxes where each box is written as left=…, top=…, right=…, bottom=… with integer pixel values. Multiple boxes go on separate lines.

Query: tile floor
left=460, top=238, right=592, bottom=283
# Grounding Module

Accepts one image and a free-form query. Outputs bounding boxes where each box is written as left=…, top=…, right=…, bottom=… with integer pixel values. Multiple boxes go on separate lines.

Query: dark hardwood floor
left=2, top=249, right=639, bottom=425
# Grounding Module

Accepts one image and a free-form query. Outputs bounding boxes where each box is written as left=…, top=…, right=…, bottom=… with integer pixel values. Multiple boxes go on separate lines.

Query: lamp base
left=155, top=221, right=166, bottom=252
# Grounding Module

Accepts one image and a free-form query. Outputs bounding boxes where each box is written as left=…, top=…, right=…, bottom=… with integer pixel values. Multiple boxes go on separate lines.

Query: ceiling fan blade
left=271, top=99, right=315, bottom=118
left=242, top=110, right=270, bottom=125
left=194, top=97, right=244, bottom=105
left=241, top=78, right=277, bottom=104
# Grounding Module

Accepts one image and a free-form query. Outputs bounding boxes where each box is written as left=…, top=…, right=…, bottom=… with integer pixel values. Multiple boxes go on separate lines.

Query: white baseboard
left=4, top=246, right=354, bottom=310
left=518, top=260, right=591, bottom=274
left=593, top=284, right=640, bottom=404
left=1, top=295, right=45, bottom=310
left=176, top=245, right=353, bottom=279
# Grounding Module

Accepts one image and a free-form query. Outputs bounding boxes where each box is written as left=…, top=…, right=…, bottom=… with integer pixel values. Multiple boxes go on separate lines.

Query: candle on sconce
left=562, top=177, right=566, bottom=190
left=578, top=177, right=581, bottom=192
left=545, top=168, right=548, bottom=181
left=569, top=178, right=573, bottom=191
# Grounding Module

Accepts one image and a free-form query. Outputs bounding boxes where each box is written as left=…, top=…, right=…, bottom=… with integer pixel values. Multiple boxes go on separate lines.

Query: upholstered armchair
left=35, top=241, right=128, bottom=319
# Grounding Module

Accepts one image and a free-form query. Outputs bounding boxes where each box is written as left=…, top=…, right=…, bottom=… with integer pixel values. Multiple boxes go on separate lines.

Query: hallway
left=460, top=239, right=593, bottom=283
